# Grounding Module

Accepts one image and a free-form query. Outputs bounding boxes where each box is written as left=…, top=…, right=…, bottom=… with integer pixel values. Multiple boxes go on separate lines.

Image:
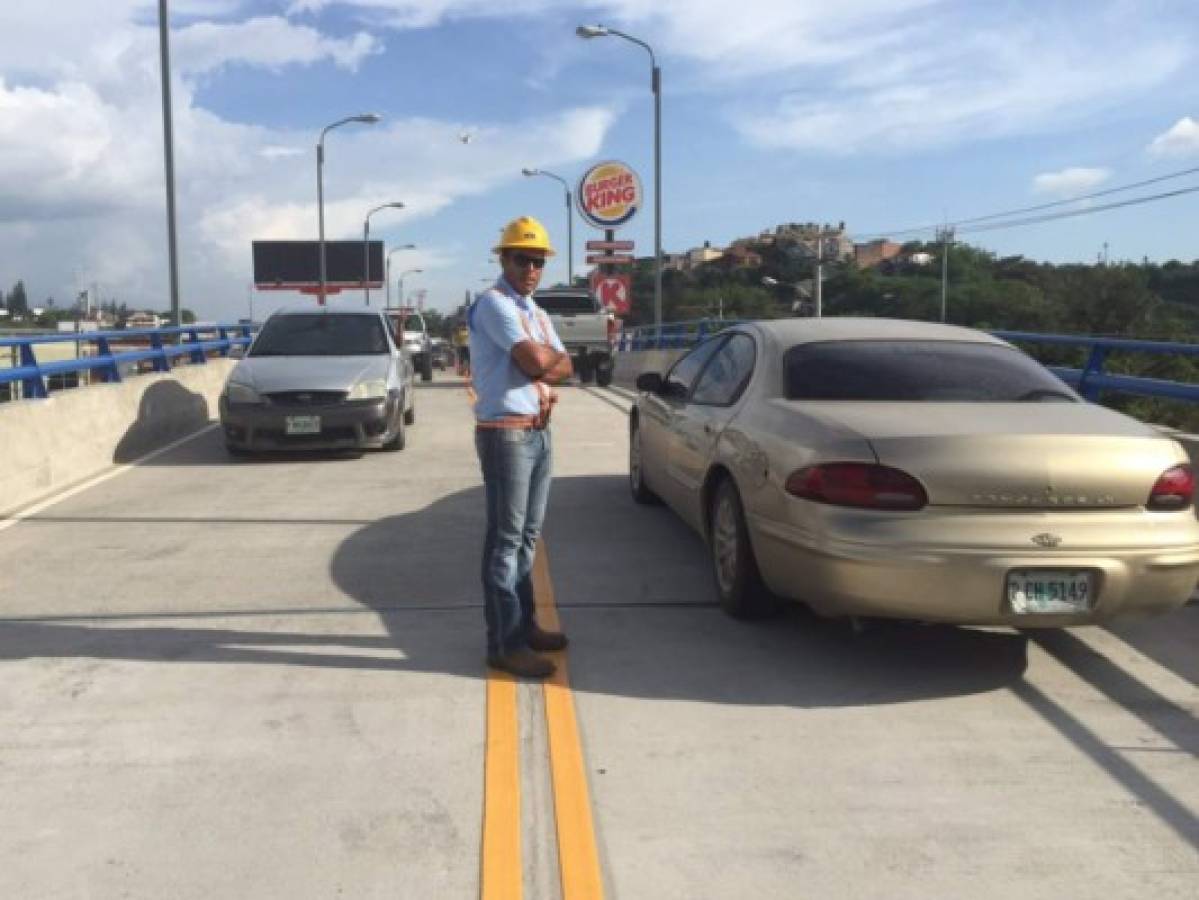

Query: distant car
left=430, top=337, right=452, bottom=371
left=387, top=309, right=434, bottom=382
left=630, top=318, right=1199, bottom=625
left=534, top=288, right=616, bottom=386
left=219, top=307, right=415, bottom=454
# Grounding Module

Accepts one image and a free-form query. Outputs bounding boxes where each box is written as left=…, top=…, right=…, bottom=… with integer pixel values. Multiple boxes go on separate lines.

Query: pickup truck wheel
left=595, top=360, right=614, bottom=387
left=578, top=359, right=595, bottom=384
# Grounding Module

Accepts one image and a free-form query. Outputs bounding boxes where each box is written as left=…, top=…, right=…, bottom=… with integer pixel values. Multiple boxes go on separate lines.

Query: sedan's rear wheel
left=629, top=421, right=661, bottom=505
left=709, top=478, right=777, bottom=619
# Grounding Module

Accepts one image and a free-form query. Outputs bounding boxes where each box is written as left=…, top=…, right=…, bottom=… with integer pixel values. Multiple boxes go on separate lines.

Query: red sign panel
left=591, top=273, right=631, bottom=316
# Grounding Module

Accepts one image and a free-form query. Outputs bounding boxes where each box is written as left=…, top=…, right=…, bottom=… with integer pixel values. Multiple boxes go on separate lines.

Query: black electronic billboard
left=252, top=240, right=384, bottom=288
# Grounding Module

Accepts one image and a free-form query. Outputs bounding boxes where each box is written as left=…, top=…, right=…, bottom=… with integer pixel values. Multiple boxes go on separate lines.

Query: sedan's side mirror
left=636, top=372, right=664, bottom=393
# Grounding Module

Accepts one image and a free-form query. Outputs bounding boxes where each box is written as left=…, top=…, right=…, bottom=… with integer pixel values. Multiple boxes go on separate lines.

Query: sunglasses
left=510, top=253, right=547, bottom=270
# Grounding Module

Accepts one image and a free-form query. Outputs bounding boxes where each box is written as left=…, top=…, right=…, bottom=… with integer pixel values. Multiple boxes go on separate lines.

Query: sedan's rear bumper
left=219, top=395, right=398, bottom=451
left=751, top=508, right=1199, bottom=625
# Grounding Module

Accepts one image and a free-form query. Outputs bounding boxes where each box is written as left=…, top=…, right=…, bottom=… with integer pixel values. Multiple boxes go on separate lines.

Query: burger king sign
left=576, top=160, right=643, bottom=231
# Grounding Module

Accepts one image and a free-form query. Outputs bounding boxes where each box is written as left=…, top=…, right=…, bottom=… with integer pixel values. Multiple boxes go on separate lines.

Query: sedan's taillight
left=785, top=463, right=928, bottom=511
left=1147, top=464, right=1194, bottom=511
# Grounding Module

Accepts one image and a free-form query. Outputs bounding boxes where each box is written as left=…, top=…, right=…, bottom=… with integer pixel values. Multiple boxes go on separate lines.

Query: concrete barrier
left=0, top=361, right=235, bottom=516
left=612, top=349, right=687, bottom=388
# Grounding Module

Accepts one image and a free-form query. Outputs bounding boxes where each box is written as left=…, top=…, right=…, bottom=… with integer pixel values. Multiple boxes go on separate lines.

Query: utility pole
left=937, top=225, right=955, bottom=323
left=156, top=0, right=181, bottom=329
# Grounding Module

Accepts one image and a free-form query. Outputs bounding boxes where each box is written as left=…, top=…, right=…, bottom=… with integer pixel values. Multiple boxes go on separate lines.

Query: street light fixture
left=386, top=244, right=417, bottom=309
left=763, top=274, right=823, bottom=318
left=577, top=23, right=662, bottom=328
left=398, top=268, right=422, bottom=309
left=316, top=112, right=382, bottom=305
left=362, top=202, right=404, bottom=307
left=522, top=168, right=574, bottom=286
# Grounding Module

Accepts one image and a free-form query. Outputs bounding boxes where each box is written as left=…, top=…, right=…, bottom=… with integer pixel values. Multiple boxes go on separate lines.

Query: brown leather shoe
left=527, top=625, right=569, bottom=653
left=487, top=649, right=556, bottom=679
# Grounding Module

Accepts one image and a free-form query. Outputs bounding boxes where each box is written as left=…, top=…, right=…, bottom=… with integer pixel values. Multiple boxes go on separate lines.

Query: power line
left=857, top=163, right=1199, bottom=241
left=959, top=183, right=1199, bottom=234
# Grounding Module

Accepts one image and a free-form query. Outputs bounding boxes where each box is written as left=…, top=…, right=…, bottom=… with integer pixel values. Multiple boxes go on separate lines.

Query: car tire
left=595, top=360, right=614, bottom=387
left=403, top=398, right=415, bottom=426
left=629, top=421, right=661, bottom=505
left=421, top=355, right=433, bottom=382
left=382, top=408, right=406, bottom=452
left=709, top=477, right=777, bottom=620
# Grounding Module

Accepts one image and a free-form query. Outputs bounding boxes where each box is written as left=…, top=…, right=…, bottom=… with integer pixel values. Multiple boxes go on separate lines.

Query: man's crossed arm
left=512, top=340, right=573, bottom=384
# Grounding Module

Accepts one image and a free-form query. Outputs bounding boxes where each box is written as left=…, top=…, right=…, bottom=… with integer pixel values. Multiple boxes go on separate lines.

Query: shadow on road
left=112, top=380, right=211, bottom=464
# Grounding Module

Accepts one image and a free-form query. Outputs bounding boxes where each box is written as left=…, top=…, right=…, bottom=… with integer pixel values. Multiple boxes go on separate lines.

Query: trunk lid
left=792, top=402, right=1183, bottom=509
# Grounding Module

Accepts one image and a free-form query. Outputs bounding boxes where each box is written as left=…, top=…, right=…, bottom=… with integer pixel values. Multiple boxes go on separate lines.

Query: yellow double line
left=481, top=543, right=604, bottom=899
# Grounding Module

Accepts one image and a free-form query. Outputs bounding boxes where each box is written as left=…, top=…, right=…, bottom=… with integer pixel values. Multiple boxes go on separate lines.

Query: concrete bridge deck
left=1, top=374, right=1196, bottom=898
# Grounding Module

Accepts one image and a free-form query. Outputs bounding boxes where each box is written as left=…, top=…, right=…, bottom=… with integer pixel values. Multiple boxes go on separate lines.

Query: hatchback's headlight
left=226, top=382, right=261, bottom=404
left=348, top=378, right=388, bottom=401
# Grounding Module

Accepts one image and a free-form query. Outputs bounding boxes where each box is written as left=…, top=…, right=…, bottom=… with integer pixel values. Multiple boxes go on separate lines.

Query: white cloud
left=174, top=17, right=380, bottom=74
left=1032, top=167, right=1112, bottom=197
left=1147, top=116, right=1199, bottom=158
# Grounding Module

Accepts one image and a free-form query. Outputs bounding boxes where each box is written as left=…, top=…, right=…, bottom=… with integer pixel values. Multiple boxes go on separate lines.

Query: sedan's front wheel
left=629, top=421, right=661, bottom=505
left=709, top=478, right=777, bottom=619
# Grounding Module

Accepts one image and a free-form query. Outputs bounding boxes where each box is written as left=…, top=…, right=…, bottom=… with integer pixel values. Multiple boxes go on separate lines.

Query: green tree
left=8, top=280, right=29, bottom=315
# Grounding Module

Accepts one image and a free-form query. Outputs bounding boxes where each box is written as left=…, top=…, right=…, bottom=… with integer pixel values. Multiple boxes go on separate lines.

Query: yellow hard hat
left=493, top=215, right=556, bottom=256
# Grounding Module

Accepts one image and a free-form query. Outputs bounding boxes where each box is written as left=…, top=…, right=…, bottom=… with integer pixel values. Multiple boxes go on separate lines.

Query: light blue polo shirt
left=469, top=277, right=566, bottom=422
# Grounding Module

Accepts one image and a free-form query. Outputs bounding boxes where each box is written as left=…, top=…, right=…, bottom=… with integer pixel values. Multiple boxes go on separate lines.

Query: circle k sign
left=577, top=160, right=643, bottom=231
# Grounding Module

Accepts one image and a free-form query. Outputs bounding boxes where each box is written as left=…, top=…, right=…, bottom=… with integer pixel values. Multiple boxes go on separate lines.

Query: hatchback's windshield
left=250, top=314, right=388, bottom=357
left=784, top=340, right=1077, bottom=402
left=535, top=293, right=598, bottom=314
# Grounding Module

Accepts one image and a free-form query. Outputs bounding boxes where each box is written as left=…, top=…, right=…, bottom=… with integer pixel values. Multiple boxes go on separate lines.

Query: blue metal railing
left=616, top=319, right=1199, bottom=406
left=617, top=318, right=743, bottom=351
left=0, top=324, right=256, bottom=401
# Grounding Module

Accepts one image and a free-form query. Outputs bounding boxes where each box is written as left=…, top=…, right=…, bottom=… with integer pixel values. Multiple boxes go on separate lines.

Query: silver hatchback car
left=219, top=307, right=415, bottom=454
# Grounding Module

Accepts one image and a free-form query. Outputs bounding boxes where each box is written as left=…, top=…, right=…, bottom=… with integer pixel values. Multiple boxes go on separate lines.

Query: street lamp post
left=577, top=24, right=662, bottom=328
left=317, top=113, right=381, bottom=306
left=398, top=269, right=422, bottom=309
left=362, top=202, right=404, bottom=307
left=386, top=244, right=416, bottom=309
left=937, top=225, right=955, bottom=323
left=521, top=168, right=573, bottom=285
left=156, top=0, right=181, bottom=329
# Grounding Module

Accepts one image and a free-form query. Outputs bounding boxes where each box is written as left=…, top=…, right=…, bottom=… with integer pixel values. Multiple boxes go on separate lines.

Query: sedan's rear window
left=535, top=293, right=599, bottom=314
left=784, top=340, right=1078, bottom=402
left=251, top=314, right=389, bottom=357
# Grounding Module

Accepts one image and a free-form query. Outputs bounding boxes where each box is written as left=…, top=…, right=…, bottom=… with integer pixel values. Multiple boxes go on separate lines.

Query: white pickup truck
left=533, top=288, right=616, bottom=386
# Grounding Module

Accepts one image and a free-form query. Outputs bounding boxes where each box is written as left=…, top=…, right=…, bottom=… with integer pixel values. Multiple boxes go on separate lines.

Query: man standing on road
left=470, top=216, right=574, bottom=678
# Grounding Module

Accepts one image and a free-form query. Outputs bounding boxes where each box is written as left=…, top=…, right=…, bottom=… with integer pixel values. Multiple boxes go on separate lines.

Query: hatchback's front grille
left=264, top=390, right=347, bottom=407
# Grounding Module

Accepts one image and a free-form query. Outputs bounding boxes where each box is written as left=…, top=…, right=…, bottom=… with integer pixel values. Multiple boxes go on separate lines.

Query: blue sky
left=1, top=0, right=1198, bottom=322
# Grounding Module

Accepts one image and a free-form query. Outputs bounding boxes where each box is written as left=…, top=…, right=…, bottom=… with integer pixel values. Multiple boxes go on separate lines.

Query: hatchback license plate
left=1007, top=570, right=1093, bottom=614
left=285, top=415, right=321, bottom=435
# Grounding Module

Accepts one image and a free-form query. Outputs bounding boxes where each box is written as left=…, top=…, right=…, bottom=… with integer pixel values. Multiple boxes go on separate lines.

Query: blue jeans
left=475, top=427, right=553, bottom=656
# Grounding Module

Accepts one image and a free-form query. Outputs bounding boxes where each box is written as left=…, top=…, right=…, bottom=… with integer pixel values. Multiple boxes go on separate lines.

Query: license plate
left=285, top=415, right=321, bottom=435
left=1007, top=569, right=1094, bottom=614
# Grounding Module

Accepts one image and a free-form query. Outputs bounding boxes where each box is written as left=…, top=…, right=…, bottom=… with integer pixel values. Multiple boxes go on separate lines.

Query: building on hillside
left=716, top=244, right=764, bottom=269
left=686, top=241, right=725, bottom=269
left=855, top=239, right=903, bottom=268
left=771, top=221, right=854, bottom=262
left=125, top=312, right=163, bottom=329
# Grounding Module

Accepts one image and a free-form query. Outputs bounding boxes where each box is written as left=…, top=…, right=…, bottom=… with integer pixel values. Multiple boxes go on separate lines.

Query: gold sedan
left=629, top=319, right=1199, bottom=625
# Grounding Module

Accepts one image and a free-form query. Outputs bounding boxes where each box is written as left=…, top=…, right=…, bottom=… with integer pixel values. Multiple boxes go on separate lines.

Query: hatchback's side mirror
left=636, top=372, right=664, bottom=393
